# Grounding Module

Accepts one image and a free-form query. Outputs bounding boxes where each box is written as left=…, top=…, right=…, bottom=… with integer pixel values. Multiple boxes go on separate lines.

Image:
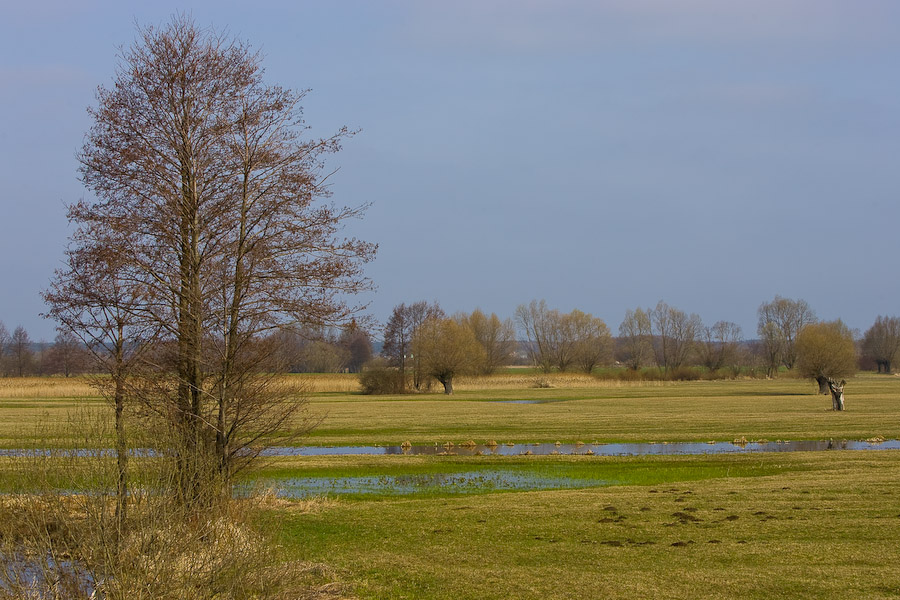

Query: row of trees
left=0, top=322, right=93, bottom=377
left=0, top=320, right=374, bottom=377
left=8, top=297, right=900, bottom=387
left=373, top=296, right=899, bottom=396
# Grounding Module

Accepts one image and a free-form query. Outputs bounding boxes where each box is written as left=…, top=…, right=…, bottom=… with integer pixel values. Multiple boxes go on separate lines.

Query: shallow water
left=260, top=438, right=900, bottom=457
left=248, top=470, right=612, bottom=498
left=2, top=440, right=898, bottom=459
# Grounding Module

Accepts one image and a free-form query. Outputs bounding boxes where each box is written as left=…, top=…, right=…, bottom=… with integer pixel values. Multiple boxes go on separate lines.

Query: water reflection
left=247, top=470, right=612, bottom=498
left=261, top=439, right=900, bottom=457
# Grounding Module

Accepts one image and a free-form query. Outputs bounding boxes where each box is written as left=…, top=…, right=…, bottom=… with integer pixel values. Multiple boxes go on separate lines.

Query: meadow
left=1, top=373, right=899, bottom=598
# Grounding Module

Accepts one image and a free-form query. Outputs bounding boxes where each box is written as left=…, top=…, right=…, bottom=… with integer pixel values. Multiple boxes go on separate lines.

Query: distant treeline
left=2, top=295, right=897, bottom=378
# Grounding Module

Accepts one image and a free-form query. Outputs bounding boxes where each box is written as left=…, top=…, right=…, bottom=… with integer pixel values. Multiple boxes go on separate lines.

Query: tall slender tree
left=57, top=16, right=374, bottom=504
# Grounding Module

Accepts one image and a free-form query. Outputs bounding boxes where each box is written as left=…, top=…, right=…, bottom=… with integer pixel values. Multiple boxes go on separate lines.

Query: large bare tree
left=382, top=301, right=444, bottom=389
left=650, top=301, right=701, bottom=372
left=564, top=309, right=613, bottom=374
left=757, top=296, right=816, bottom=372
left=60, top=16, right=374, bottom=503
left=697, top=321, right=743, bottom=373
left=618, top=308, right=653, bottom=370
left=862, top=315, right=900, bottom=374
left=515, top=300, right=556, bottom=372
left=515, top=301, right=611, bottom=373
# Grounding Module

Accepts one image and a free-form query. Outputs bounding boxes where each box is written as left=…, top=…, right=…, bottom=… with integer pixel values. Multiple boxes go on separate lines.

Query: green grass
left=3, top=373, right=898, bottom=448
left=3, top=373, right=900, bottom=598
left=266, top=451, right=900, bottom=599
left=247, top=454, right=798, bottom=500
left=302, top=375, right=900, bottom=446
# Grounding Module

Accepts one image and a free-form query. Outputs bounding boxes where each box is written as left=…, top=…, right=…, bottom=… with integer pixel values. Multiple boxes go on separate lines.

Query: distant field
left=2, top=373, right=898, bottom=448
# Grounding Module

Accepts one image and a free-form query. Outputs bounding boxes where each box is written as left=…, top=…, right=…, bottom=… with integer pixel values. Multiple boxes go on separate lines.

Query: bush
left=358, top=358, right=408, bottom=394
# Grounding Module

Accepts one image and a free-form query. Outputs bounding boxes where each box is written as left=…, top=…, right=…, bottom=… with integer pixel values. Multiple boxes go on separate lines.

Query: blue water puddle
left=260, top=439, right=900, bottom=458
left=3, top=439, right=898, bottom=459
left=248, top=470, right=611, bottom=498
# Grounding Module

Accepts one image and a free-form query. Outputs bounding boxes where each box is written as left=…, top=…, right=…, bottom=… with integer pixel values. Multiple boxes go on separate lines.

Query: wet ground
left=262, top=438, right=900, bottom=457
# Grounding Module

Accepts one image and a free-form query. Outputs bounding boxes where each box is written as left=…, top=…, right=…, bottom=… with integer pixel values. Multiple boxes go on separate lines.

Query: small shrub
left=358, top=358, right=408, bottom=394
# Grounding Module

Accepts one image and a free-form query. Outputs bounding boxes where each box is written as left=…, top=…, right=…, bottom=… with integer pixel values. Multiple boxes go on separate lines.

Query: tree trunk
left=114, top=370, right=127, bottom=551
left=439, top=376, right=453, bottom=395
left=816, top=375, right=829, bottom=395
left=827, top=378, right=845, bottom=411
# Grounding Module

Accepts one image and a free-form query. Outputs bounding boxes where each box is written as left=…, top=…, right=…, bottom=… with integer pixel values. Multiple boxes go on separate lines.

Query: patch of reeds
left=0, top=376, right=98, bottom=399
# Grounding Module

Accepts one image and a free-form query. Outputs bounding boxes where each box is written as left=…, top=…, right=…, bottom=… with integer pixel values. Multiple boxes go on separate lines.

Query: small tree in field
left=796, top=320, right=856, bottom=410
left=411, top=317, right=484, bottom=394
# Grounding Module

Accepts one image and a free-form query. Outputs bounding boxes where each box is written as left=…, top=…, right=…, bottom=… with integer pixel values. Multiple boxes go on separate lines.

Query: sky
left=2, top=0, right=899, bottom=341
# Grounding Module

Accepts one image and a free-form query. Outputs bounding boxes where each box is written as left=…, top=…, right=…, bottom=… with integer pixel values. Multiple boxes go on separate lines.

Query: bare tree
left=460, top=309, right=516, bottom=374
left=697, top=321, right=743, bottom=373
left=383, top=301, right=444, bottom=389
left=44, top=244, right=155, bottom=541
left=515, top=301, right=611, bottom=373
left=757, top=296, right=816, bottom=371
left=44, top=331, right=91, bottom=377
left=862, top=315, right=900, bottom=374
left=515, top=300, right=557, bottom=372
left=65, top=16, right=374, bottom=504
left=10, top=326, right=33, bottom=377
left=0, top=321, right=9, bottom=375
left=565, top=309, right=613, bottom=374
left=618, top=308, right=653, bottom=370
left=650, top=301, right=701, bottom=372
left=339, top=319, right=373, bottom=373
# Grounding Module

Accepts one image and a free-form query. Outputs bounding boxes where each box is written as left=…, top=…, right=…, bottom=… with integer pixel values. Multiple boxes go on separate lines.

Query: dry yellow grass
left=0, top=372, right=672, bottom=401
left=453, top=372, right=669, bottom=390
left=0, top=376, right=99, bottom=399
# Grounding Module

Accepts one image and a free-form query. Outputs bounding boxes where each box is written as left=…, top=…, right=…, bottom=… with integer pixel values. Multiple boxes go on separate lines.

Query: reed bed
left=0, top=377, right=99, bottom=399
left=453, top=372, right=670, bottom=390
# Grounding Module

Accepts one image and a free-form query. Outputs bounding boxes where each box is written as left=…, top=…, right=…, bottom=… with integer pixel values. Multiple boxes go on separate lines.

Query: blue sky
left=2, top=1, right=898, bottom=341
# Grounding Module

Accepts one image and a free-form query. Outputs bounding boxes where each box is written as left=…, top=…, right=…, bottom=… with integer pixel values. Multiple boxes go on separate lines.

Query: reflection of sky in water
left=250, top=471, right=612, bottom=498
left=2, top=440, right=898, bottom=459
left=259, top=439, right=900, bottom=458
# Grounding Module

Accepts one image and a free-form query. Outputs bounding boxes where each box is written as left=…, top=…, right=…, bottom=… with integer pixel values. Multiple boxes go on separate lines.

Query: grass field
left=1, top=373, right=899, bottom=598
left=3, top=373, right=896, bottom=448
